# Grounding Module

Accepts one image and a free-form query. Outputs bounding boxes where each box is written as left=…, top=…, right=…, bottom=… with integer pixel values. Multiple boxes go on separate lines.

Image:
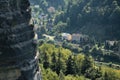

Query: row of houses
left=61, top=33, right=89, bottom=43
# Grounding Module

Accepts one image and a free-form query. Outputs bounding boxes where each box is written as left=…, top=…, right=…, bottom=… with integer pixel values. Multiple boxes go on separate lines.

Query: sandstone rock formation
left=0, top=0, right=41, bottom=80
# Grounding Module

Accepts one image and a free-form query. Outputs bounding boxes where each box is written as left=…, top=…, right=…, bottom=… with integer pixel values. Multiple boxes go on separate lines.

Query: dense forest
left=31, top=0, right=120, bottom=40
left=29, top=0, right=120, bottom=80
left=54, top=0, right=120, bottom=41
left=38, top=43, right=120, bottom=80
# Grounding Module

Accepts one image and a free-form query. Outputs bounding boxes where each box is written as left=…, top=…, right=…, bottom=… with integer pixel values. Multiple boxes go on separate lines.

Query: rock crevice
left=0, top=0, right=41, bottom=80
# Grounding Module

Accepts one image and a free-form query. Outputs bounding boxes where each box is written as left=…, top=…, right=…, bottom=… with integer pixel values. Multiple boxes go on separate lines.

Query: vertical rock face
left=0, top=0, right=41, bottom=80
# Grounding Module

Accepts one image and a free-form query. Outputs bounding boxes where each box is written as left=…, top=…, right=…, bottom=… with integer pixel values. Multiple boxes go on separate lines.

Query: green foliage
left=39, top=43, right=120, bottom=80
left=53, top=21, right=67, bottom=33
left=59, top=71, right=65, bottom=80
left=102, top=67, right=120, bottom=80
left=32, top=0, right=65, bottom=13
left=65, top=75, right=86, bottom=80
left=39, top=43, right=71, bottom=74
left=81, top=55, right=94, bottom=74
left=74, top=54, right=84, bottom=75
left=54, top=0, right=120, bottom=40
left=51, top=52, right=57, bottom=71
left=90, top=43, right=120, bottom=64
left=40, top=64, right=59, bottom=80
left=85, top=67, right=102, bottom=80
left=66, top=55, right=77, bottom=75
left=43, top=52, right=50, bottom=69
left=56, top=52, right=66, bottom=74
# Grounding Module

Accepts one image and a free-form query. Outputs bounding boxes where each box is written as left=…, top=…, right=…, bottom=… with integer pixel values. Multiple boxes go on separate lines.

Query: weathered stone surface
left=0, top=0, right=41, bottom=80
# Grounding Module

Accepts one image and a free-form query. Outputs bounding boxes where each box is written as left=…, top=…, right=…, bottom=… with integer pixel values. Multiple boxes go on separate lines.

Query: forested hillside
left=54, top=0, right=120, bottom=41
left=29, top=0, right=120, bottom=80
left=38, top=43, right=120, bottom=80
left=30, top=0, right=65, bottom=12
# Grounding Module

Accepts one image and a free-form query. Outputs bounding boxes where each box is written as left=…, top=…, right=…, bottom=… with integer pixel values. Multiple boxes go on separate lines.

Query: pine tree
left=56, top=52, right=66, bottom=74
left=104, top=72, right=109, bottom=80
left=43, top=52, right=50, bottom=69
left=66, top=55, right=76, bottom=75
left=81, top=55, right=94, bottom=74
left=51, top=52, right=57, bottom=71
left=59, top=71, right=65, bottom=80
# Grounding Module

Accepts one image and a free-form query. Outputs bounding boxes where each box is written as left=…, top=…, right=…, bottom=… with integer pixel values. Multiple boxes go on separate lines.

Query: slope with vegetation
left=38, top=43, right=120, bottom=80
left=54, top=0, right=120, bottom=41
left=29, top=0, right=120, bottom=80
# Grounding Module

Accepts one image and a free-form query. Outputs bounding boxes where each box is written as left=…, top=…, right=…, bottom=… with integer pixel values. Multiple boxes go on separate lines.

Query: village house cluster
left=61, top=33, right=89, bottom=44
